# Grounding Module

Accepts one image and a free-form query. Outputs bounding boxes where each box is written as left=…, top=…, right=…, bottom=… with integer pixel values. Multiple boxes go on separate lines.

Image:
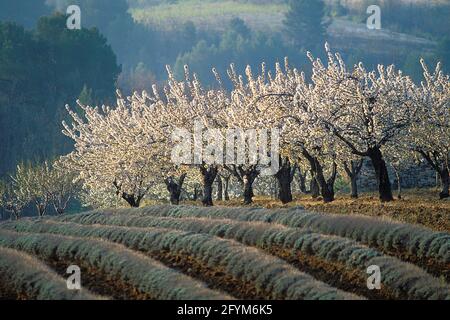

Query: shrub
left=0, top=220, right=362, bottom=300
left=94, top=206, right=450, bottom=264
left=49, top=214, right=450, bottom=299
left=0, top=247, right=103, bottom=300
left=0, top=229, right=231, bottom=300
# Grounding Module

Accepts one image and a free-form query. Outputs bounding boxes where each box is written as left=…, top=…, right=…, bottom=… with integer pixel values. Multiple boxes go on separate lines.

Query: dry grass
left=130, top=0, right=286, bottom=31
left=183, top=189, right=450, bottom=232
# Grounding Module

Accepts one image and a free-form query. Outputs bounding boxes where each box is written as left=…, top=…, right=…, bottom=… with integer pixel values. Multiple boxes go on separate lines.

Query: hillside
left=328, top=19, right=437, bottom=54
left=129, top=0, right=448, bottom=31
left=129, top=0, right=438, bottom=55
left=130, top=0, right=287, bottom=32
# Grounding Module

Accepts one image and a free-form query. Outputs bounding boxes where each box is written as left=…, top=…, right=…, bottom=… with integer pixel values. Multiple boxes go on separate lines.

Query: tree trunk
left=350, top=176, right=358, bottom=199
left=200, top=165, right=218, bottom=207
left=275, top=158, right=295, bottom=204
left=226, top=165, right=259, bottom=205
left=36, top=203, right=47, bottom=217
left=368, top=147, right=394, bottom=202
left=114, top=180, right=141, bottom=207
left=321, top=185, right=335, bottom=203
left=241, top=169, right=259, bottom=205
left=243, top=178, right=254, bottom=205
left=165, top=174, right=186, bottom=205
left=416, top=150, right=449, bottom=200
left=203, top=182, right=214, bottom=206
left=223, top=176, right=230, bottom=201
left=168, top=187, right=181, bottom=205
left=216, top=175, right=223, bottom=201
left=122, top=194, right=139, bottom=207
left=277, top=177, right=293, bottom=204
left=310, top=171, right=320, bottom=199
left=5, top=204, right=20, bottom=220
left=297, top=170, right=308, bottom=194
left=393, top=167, right=402, bottom=200
left=301, top=148, right=335, bottom=202
left=310, top=158, right=336, bottom=203
left=193, top=187, right=198, bottom=201
left=315, top=166, right=335, bottom=203
left=439, top=167, right=449, bottom=199
left=344, top=159, right=363, bottom=199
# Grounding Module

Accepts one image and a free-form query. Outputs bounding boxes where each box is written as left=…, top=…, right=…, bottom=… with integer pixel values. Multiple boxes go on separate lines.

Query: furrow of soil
left=0, top=277, right=28, bottom=300
left=21, top=254, right=150, bottom=300
left=372, top=248, right=449, bottom=282
left=139, top=249, right=270, bottom=300
left=265, top=246, right=399, bottom=300
left=47, top=258, right=153, bottom=300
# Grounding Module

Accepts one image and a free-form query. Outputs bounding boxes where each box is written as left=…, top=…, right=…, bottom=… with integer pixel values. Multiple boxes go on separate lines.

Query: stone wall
left=358, top=159, right=437, bottom=192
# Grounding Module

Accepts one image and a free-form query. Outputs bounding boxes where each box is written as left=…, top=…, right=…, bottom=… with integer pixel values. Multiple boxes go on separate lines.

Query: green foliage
left=0, top=180, right=5, bottom=207
left=381, top=1, right=450, bottom=39
left=46, top=0, right=135, bottom=63
left=0, top=246, right=103, bottom=300
left=333, top=176, right=349, bottom=194
left=174, top=19, right=305, bottom=84
left=283, top=0, right=327, bottom=51
left=0, top=0, right=50, bottom=28
left=436, top=37, right=450, bottom=74
left=0, top=14, right=120, bottom=178
left=130, top=0, right=286, bottom=28
left=77, top=85, right=94, bottom=106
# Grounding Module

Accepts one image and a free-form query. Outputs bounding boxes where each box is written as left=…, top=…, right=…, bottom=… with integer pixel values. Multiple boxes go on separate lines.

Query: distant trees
left=0, top=161, right=79, bottom=219
left=45, top=0, right=135, bottom=62
left=117, top=62, right=157, bottom=95
left=436, top=38, right=450, bottom=74
left=379, top=0, right=450, bottom=38
left=10, top=163, right=52, bottom=217
left=342, top=159, right=364, bottom=199
left=174, top=18, right=303, bottom=85
left=0, top=0, right=50, bottom=28
left=0, top=14, right=120, bottom=177
left=47, top=163, right=80, bottom=214
left=283, top=0, right=328, bottom=50
left=1, top=181, right=27, bottom=220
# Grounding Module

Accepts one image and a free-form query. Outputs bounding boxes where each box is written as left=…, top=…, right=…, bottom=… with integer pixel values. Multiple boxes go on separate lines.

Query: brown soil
left=147, top=249, right=270, bottom=299
left=0, top=276, right=29, bottom=300
left=378, top=249, right=450, bottom=282
left=140, top=245, right=399, bottom=300
left=295, top=193, right=450, bottom=232
left=266, top=246, right=402, bottom=300
left=48, top=258, right=153, bottom=300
